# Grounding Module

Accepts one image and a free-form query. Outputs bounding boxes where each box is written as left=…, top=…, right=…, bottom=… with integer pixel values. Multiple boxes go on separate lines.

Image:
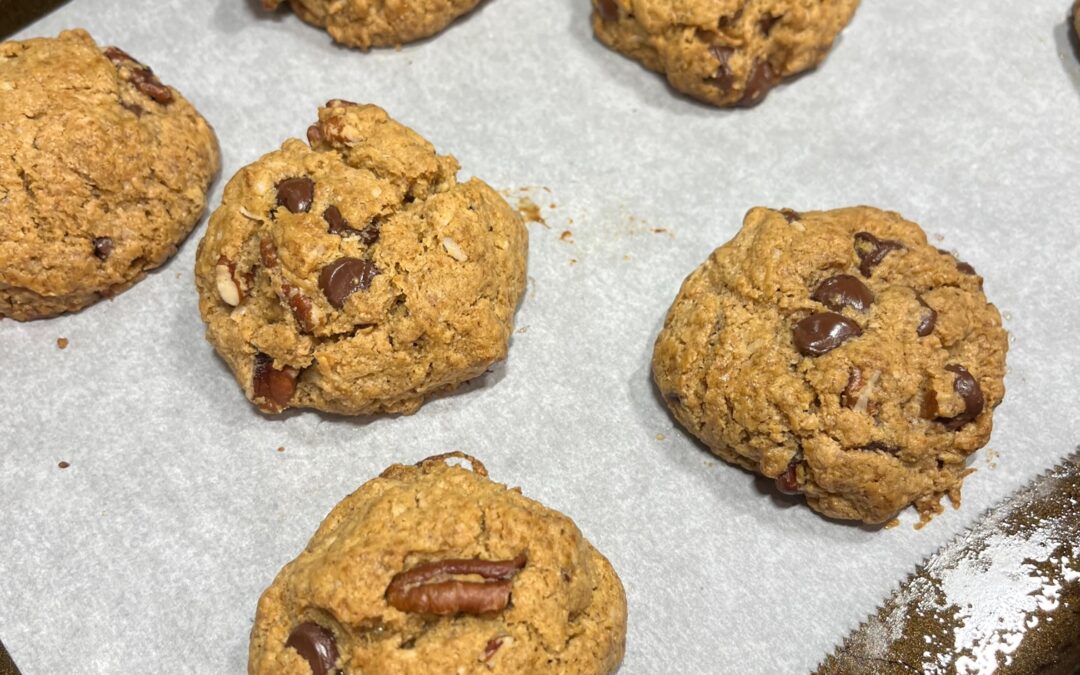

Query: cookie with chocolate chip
left=248, top=453, right=627, bottom=675
left=591, top=0, right=860, bottom=107
left=261, top=0, right=482, bottom=50
left=0, top=29, right=219, bottom=320
left=194, top=102, right=527, bottom=416
left=652, top=207, right=1008, bottom=524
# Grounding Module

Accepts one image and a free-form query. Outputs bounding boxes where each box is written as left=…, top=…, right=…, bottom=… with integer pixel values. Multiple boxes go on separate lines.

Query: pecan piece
left=386, top=555, right=527, bottom=616
left=252, top=352, right=298, bottom=413
left=215, top=256, right=243, bottom=306
left=259, top=239, right=316, bottom=332
left=103, top=46, right=173, bottom=104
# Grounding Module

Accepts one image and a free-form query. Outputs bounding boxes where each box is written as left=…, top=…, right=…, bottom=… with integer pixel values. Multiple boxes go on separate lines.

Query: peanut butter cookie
left=194, top=102, right=527, bottom=416
left=652, top=207, right=1008, bottom=524
left=0, top=29, right=219, bottom=320
left=591, top=0, right=860, bottom=107
left=248, top=453, right=627, bottom=675
left=261, top=0, right=482, bottom=49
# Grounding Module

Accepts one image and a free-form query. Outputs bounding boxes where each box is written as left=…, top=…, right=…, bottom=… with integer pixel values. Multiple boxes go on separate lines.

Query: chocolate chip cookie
left=261, top=0, right=482, bottom=49
left=592, top=0, right=860, bottom=107
left=248, top=453, right=627, bottom=675
left=652, top=207, right=1008, bottom=524
left=194, top=102, right=527, bottom=416
left=0, top=29, right=219, bottom=320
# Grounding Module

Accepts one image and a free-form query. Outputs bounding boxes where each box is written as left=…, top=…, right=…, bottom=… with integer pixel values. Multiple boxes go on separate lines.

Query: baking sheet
left=2, top=1, right=1080, bottom=672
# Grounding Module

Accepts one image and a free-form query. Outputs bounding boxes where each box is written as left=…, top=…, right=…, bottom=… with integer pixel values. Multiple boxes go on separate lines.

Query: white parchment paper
left=3, top=1, right=1080, bottom=672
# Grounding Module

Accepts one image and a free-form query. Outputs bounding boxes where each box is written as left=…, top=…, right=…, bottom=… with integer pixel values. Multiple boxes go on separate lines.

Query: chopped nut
left=442, top=237, right=468, bottom=262
left=215, top=258, right=241, bottom=307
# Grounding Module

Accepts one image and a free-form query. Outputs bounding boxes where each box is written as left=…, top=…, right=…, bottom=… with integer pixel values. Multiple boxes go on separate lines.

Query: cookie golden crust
left=1074, top=0, right=1080, bottom=36
left=591, top=0, right=860, bottom=107
left=262, top=0, right=482, bottom=49
left=652, top=207, right=1008, bottom=524
left=248, top=453, right=627, bottom=675
left=194, top=102, right=527, bottom=416
left=0, top=29, right=220, bottom=320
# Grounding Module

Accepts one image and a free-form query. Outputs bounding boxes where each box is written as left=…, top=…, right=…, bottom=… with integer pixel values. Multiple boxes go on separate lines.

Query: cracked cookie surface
left=591, top=0, right=859, bottom=107
left=194, top=102, right=527, bottom=416
left=652, top=207, right=1008, bottom=524
left=248, top=453, right=627, bottom=675
left=261, top=0, right=482, bottom=49
left=0, top=29, right=219, bottom=320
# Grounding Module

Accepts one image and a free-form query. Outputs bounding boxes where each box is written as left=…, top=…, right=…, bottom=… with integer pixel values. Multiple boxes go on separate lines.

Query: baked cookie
left=249, top=453, right=627, bottom=675
left=261, top=0, right=482, bottom=49
left=194, top=102, right=527, bottom=416
left=652, top=207, right=1008, bottom=524
left=1074, top=0, right=1080, bottom=36
left=0, top=29, right=219, bottom=320
left=591, top=0, right=860, bottom=107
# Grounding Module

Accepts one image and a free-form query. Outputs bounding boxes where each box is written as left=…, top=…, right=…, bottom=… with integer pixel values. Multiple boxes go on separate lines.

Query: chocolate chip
left=775, top=457, right=801, bottom=494
left=916, top=297, right=937, bottom=337
left=780, top=208, right=800, bottom=222
left=811, top=275, right=874, bottom=313
left=860, top=442, right=900, bottom=455
left=285, top=623, right=339, bottom=675
left=956, top=260, right=977, bottom=276
left=937, top=365, right=985, bottom=431
left=319, top=258, right=379, bottom=309
left=252, top=353, right=298, bottom=413
left=738, top=59, right=775, bottom=107
left=707, top=46, right=735, bottom=90
left=793, top=312, right=862, bottom=357
left=324, top=206, right=380, bottom=244
left=92, top=237, right=114, bottom=260
left=276, top=177, right=315, bottom=214
left=854, top=232, right=904, bottom=277
left=597, top=0, right=619, bottom=21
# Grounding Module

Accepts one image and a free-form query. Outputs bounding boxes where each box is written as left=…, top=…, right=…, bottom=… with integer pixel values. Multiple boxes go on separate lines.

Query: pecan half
left=386, top=555, right=527, bottom=616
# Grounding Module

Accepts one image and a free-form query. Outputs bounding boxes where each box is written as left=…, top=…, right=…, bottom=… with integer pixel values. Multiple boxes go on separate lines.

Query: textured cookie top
left=248, top=454, right=627, bottom=675
left=0, top=29, right=219, bottom=319
left=195, top=102, right=527, bottom=416
left=262, top=0, right=482, bottom=49
left=592, top=0, right=860, bottom=107
left=653, top=207, right=1008, bottom=523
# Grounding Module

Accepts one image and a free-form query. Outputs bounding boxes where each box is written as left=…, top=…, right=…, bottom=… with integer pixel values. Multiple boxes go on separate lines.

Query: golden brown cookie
left=1074, top=0, right=1080, bottom=36
left=0, top=29, right=219, bottom=320
left=261, top=0, right=482, bottom=49
left=194, top=102, right=527, bottom=416
left=591, top=0, right=860, bottom=107
left=248, top=453, right=627, bottom=675
left=652, top=207, right=1008, bottom=524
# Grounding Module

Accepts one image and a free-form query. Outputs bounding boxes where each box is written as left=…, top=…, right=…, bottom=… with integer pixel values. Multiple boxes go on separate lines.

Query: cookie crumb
left=569, top=258, right=578, bottom=266
left=516, top=197, right=546, bottom=226
left=652, top=227, right=672, bottom=236
left=884, top=518, right=900, bottom=529
left=559, top=230, right=573, bottom=243
left=56, top=337, right=69, bottom=349
left=58, top=461, right=70, bottom=469
left=276, top=446, right=285, bottom=453
left=515, top=326, right=528, bottom=334
left=655, top=433, right=666, bottom=441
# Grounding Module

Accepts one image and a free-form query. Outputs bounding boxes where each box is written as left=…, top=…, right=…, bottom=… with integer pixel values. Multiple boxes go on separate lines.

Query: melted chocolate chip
left=597, top=0, right=619, bottom=21
left=738, top=59, right=775, bottom=107
left=92, top=237, right=114, bottom=260
left=854, top=232, right=904, bottom=277
left=285, top=623, right=339, bottom=675
left=793, top=312, right=862, bottom=357
left=276, top=177, right=315, bottom=214
left=252, top=353, right=297, bottom=413
left=780, top=208, right=800, bottom=223
left=707, top=46, right=735, bottom=90
left=811, top=275, right=874, bottom=313
left=916, top=297, right=937, bottom=337
left=938, top=365, right=985, bottom=431
left=319, top=258, right=379, bottom=309
left=324, top=206, right=380, bottom=244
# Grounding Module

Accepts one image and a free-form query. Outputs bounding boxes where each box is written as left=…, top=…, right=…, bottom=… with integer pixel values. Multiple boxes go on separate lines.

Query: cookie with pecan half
left=0, top=29, right=219, bottom=320
left=591, top=0, right=860, bottom=107
left=194, top=102, right=527, bottom=416
left=248, top=453, right=627, bottom=675
left=652, top=207, right=1008, bottom=524
left=261, top=0, right=482, bottom=50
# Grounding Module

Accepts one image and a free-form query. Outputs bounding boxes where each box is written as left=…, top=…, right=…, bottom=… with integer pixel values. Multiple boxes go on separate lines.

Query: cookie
left=194, top=102, right=527, bottom=416
left=591, top=0, right=860, bottom=107
left=0, top=29, right=219, bottom=320
left=652, top=207, right=1008, bottom=524
left=248, top=453, right=628, bottom=675
left=1075, top=0, right=1080, bottom=36
left=261, top=0, right=482, bottom=49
